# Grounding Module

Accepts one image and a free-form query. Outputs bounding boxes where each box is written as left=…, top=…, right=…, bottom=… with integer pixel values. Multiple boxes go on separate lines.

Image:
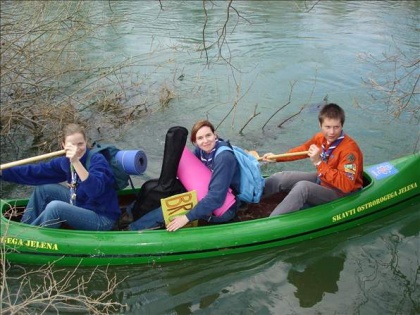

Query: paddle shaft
left=0, top=150, right=66, bottom=170
left=258, top=151, right=309, bottom=161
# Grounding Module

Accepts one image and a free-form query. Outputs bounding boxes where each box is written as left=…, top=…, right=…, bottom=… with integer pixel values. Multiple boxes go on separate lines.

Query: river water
left=2, top=1, right=420, bottom=314
left=88, top=0, right=420, bottom=182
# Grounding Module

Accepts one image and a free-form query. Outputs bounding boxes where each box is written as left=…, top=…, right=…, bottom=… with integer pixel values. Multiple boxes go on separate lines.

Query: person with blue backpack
left=127, top=120, right=242, bottom=231
left=0, top=123, right=121, bottom=230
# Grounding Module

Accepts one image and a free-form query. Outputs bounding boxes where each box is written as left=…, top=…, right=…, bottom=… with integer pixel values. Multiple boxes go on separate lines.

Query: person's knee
left=265, top=172, right=286, bottom=193
left=44, top=200, right=66, bottom=213
left=34, top=183, right=56, bottom=193
left=292, top=180, right=312, bottom=196
left=273, top=171, right=303, bottom=191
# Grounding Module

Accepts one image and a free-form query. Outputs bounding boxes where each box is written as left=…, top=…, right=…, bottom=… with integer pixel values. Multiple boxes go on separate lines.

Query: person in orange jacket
left=262, top=103, right=364, bottom=216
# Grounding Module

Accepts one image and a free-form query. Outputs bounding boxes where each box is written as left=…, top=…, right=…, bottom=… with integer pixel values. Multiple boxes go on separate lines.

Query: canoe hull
left=1, top=154, right=419, bottom=266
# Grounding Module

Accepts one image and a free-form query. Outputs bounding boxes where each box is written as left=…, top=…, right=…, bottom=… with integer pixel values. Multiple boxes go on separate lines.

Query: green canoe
left=1, top=153, right=419, bottom=267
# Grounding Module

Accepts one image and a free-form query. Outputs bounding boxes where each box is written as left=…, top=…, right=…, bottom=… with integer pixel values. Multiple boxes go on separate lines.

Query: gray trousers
left=263, top=171, right=341, bottom=216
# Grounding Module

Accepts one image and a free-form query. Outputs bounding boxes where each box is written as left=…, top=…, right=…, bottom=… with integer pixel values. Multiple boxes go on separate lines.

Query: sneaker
left=117, top=212, right=133, bottom=230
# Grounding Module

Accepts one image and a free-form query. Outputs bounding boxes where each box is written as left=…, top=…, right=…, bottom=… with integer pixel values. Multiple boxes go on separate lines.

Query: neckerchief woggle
left=320, top=131, right=345, bottom=162
left=69, top=164, right=77, bottom=204
left=199, top=139, right=221, bottom=170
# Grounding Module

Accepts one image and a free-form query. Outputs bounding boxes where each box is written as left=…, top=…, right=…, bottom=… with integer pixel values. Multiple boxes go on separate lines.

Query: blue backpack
left=86, top=142, right=134, bottom=191
left=216, top=145, right=265, bottom=203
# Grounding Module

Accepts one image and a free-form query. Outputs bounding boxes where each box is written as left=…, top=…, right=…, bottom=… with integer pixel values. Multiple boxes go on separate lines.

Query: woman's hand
left=64, top=143, right=89, bottom=181
left=262, top=152, right=276, bottom=162
left=166, top=215, right=189, bottom=232
left=64, top=143, right=79, bottom=164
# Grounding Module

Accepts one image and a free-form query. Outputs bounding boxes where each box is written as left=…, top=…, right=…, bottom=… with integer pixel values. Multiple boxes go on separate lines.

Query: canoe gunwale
left=1, top=153, right=419, bottom=266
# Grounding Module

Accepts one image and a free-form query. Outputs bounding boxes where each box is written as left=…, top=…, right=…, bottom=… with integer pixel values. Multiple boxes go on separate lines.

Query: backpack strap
left=85, top=149, right=93, bottom=170
left=214, top=143, right=239, bottom=195
left=215, top=141, right=234, bottom=157
left=86, top=141, right=105, bottom=168
left=126, top=176, right=135, bottom=190
left=86, top=143, right=135, bottom=190
left=215, top=146, right=231, bottom=156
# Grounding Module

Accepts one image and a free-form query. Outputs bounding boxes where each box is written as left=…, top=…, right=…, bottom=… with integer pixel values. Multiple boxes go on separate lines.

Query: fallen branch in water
left=262, top=81, right=296, bottom=131
left=239, top=104, right=261, bottom=134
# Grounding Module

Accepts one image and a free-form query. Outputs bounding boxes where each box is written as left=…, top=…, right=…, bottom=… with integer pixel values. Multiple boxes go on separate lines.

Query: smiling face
left=320, top=117, right=343, bottom=144
left=63, top=133, right=87, bottom=158
left=194, top=126, right=217, bottom=153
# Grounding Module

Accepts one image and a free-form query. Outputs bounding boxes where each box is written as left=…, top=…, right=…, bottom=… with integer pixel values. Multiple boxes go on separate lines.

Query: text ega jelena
left=0, top=236, right=59, bottom=251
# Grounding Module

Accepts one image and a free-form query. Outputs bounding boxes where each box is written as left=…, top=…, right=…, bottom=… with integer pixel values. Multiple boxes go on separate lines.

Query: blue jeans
left=22, top=184, right=115, bottom=231
left=128, top=204, right=238, bottom=231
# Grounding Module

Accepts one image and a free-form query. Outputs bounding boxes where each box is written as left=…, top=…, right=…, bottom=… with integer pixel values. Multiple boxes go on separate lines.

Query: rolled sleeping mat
left=116, top=149, right=148, bottom=175
left=177, top=147, right=236, bottom=217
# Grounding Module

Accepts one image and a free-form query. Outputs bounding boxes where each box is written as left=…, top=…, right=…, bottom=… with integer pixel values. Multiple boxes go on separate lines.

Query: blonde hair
left=61, top=123, right=87, bottom=143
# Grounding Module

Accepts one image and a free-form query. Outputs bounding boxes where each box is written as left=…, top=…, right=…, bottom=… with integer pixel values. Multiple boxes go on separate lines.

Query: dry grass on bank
left=1, top=212, right=126, bottom=314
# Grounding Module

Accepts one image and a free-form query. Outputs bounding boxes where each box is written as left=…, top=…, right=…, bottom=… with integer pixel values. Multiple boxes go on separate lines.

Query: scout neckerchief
left=320, top=131, right=345, bottom=162
left=200, top=140, right=220, bottom=170
left=69, top=164, right=78, bottom=205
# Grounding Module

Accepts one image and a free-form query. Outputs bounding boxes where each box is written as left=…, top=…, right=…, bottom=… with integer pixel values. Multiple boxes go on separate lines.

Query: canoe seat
left=363, top=175, right=372, bottom=188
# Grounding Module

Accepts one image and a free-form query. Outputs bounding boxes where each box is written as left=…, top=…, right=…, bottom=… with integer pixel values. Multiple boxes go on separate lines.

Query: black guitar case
left=130, top=126, right=188, bottom=221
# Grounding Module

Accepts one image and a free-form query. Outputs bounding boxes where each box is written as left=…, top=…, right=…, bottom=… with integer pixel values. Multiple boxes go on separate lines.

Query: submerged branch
left=239, top=104, right=261, bottom=134
left=262, top=81, right=297, bottom=130
left=278, top=106, right=304, bottom=128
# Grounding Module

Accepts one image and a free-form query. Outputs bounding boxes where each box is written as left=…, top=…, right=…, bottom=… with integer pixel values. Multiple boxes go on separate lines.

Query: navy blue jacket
left=186, top=141, right=241, bottom=221
left=1, top=149, right=121, bottom=221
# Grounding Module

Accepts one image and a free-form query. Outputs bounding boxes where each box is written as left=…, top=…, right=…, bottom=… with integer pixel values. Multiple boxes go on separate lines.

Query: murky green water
left=109, top=203, right=419, bottom=314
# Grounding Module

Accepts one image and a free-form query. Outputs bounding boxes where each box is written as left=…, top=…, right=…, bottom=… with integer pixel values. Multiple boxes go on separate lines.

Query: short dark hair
left=318, top=103, right=345, bottom=126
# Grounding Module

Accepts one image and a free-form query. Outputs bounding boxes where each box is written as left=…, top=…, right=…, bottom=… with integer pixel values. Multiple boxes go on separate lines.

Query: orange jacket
left=276, top=132, right=364, bottom=194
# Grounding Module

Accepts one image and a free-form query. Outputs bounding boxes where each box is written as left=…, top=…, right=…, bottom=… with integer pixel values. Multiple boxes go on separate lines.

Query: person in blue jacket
left=128, top=120, right=241, bottom=231
left=0, top=123, right=120, bottom=230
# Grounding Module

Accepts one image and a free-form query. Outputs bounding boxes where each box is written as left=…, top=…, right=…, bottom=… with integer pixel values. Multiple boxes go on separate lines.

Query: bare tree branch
left=262, top=81, right=297, bottom=130
left=278, top=105, right=304, bottom=128
left=239, top=104, right=261, bottom=134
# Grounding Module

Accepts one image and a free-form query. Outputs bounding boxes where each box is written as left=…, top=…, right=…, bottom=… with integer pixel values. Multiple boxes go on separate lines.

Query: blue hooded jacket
left=186, top=140, right=241, bottom=221
left=1, top=149, right=121, bottom=221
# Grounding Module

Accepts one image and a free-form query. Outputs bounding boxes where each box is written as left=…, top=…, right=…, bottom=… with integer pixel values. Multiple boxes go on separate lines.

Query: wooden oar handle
left=259, top=151, right=309, bottom=161
left=0, top=150, right=66, bottom=170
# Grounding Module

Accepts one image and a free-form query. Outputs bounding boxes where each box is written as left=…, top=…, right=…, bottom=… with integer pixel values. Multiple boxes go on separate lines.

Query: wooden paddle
left=0, top=150, right=66, bottom=170
left=247, top=150, right=309, bottom=161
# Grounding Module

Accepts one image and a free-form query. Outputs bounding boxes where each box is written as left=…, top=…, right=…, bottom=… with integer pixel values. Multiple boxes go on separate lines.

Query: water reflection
left=113, top=249, right=284, bottom=314
left=98, top=202, right=417, bottom=314
left=287, top=254, right=345, bottom=308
